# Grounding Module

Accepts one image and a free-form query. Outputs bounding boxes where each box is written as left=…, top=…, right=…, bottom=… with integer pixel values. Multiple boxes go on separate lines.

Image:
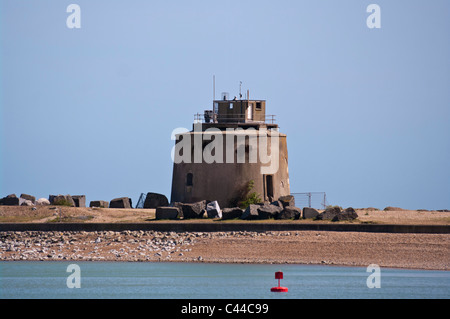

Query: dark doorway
left=186, top=173, right=193, bottom=187
left=265, top=175, right=274, bottom=201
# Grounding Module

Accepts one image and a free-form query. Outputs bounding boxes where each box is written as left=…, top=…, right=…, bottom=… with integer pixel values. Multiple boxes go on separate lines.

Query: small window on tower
left=256, top=102, right=262, bottom=110
left=186, top=173, right=193, bottom=187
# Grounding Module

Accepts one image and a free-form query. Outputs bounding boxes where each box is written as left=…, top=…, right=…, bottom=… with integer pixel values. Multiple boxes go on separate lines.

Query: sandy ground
left=0, top=206, right=449, bottom=270
left=189, top=231, right=449, bottom=270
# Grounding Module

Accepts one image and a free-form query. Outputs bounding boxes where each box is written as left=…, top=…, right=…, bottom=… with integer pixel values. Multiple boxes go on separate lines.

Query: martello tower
left=170, top=91, right=290, bottom=208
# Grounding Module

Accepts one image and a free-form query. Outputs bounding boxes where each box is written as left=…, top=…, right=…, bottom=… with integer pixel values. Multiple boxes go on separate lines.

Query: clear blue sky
left=1, top=0, right=449, bottom=210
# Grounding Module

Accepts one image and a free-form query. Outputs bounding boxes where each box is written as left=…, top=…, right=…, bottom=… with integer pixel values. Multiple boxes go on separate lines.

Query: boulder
left=303, top=207, right=320, bottom=219
left=20, top=194, right=36, bottom=204
left=181, top=201, right=206, bottom=219
left=332, top=207, right=358, bottom=222
left=278, top=195, right=295, bottom=208
left=221, top=207, right=244, bottom=220
left=316, top=206, right=341, bottom=220
left=36, top=198, right=51, bottom=206
left=155, top=207, right=181, bottom=220
left=241, top=204, right=262, bottom=220
left=144, top=192, right=169, bottom=209
left=50, top=195, right=75, bottom=207
left=109, top=197, right=132, bottom=209
left=278, top=206, right=302, bottom=220
left=206, top=201, right=222, bottom=219
left=257, top=204, right=282, bottom=219
left=20, top=199, right=34, bottom=206
left=0, top=194, right=19, bottom=206
left=270, top=200, right=283, bottom=208
left=72, top=195, right=86, bottom=207
left=89, top=200, right=109, bottom=208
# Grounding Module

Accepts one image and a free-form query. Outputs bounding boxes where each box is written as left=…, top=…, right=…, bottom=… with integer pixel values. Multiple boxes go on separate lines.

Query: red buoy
left=271, top=271, right=288, bottom=292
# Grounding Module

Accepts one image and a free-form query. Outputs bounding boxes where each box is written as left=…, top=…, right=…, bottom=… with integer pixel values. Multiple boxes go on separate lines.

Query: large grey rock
left=221, top=207, right=243, bottom=220
left=303, top=207, right=320, bottom=219
left=144, top=193, right=169, bottom=209
left=36, top=198, right=51, bottom=206
left=0, top=194, right=19, bottom=206
left=20, top=194, right=36, bottom=204
left=50, top=195, right=75, bottom=207
left=156, top=207, right=180, bottom=220
left=278, top=195, right=295, bottom=208
left=20, top=199, right=34, bottom=206
left=241, top=204, right=261, bottom=220
left=277, top=206, right=302, bottom=220
left=72, top=195, right=86, bottom=207
left=316, top=206, right=341, bottom=220
left=109, top=197, right=132, bottom=209
left=89, top=200, right=109, bottom=208
left=270, top=200, right=283, bottom=208
left=206, top=201, right=222, bottom=219
left=181, top=201, right=206, bottom=219
left=332, top=207, right=358, bottom=222
left=257, top=204, right=282, bottom=219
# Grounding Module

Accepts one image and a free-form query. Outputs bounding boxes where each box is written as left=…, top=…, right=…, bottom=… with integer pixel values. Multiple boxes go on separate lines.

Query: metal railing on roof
left=194, top=113, right=276, bottom=124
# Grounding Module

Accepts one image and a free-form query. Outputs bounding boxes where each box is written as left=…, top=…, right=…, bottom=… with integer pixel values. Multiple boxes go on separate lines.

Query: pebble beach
left=1, top=229, right=448, bottom=270
left=1, top=206, right=449, bottom=270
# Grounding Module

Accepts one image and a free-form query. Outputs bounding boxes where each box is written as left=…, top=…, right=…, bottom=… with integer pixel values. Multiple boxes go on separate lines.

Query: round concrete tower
left=170, top=97, right=290, bottom=208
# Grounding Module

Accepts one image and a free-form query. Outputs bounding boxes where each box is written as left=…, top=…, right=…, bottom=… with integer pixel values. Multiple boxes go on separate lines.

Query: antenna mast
left=239, top=81, right=243, bottom=99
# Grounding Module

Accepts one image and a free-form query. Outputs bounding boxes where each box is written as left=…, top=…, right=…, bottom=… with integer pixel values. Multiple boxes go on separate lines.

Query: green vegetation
left=49, top=215, right=94, bottom=223
left=52, top=199, right=73, bottom=207
left=238, top=180, right=262, bottom=209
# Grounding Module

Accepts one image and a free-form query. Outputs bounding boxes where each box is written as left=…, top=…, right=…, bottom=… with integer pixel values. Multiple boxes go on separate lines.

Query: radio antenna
left=239, top=81, right=243, bottom=99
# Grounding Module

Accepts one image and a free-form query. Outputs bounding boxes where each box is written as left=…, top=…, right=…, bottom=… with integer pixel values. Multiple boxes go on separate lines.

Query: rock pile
left=1, top=194, right=88, bottom=207
left=155, top=195, right=303, bottom=221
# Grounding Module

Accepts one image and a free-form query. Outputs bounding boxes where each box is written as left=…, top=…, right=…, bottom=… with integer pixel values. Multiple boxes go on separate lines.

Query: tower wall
left=170, top=128, right=290, bottom=208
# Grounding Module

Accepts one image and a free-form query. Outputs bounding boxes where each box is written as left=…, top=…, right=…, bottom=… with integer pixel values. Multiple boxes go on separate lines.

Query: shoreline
left=1, top=230, right=448, bottom=271
left=1, top=207, right=448, bottom=271
left=1, top=259, right=448, bottom=273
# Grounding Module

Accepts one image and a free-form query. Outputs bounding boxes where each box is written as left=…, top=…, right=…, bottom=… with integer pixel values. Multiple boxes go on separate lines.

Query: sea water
left=0, top=262, right=448, bottom=299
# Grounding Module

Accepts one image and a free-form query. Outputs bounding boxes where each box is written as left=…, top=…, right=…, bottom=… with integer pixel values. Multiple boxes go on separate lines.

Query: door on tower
left=264, top=174, right=274, bottom=202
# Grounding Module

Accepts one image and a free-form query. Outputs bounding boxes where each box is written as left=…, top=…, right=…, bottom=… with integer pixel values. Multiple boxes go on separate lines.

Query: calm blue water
left=0, top=262, right=448, bottom=299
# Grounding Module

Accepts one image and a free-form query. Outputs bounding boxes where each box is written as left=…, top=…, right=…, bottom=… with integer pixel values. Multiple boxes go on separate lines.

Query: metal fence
left=291, top=192, right=328, bottom=210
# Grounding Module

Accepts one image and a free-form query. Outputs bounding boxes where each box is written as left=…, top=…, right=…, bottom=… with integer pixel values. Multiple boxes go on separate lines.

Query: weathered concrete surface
left=155, top=207, right=181, bottom=220
left=72, top=195, right=86, bottom=208
left=144, top=193, right=169, bottom=209
left=89, top=200, right=109, bottom=208
left=170, top=129, right=291, bottom=209
left=302, top=207, right=320, bottom=219
left=109, top=197, right=132, bottom=209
